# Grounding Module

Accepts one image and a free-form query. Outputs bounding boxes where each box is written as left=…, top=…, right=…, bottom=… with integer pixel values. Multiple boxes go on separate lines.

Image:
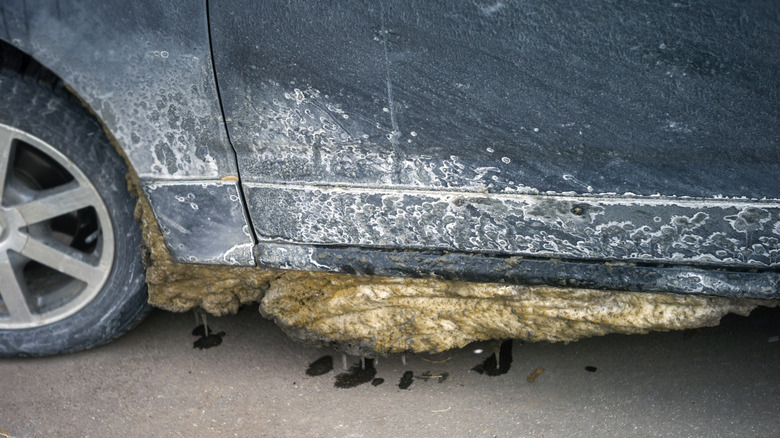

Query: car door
left=208, top=1, right=779, bottom=297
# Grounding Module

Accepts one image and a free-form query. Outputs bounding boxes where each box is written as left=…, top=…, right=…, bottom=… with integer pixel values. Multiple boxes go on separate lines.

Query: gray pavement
left=1, top=303, right=778, bottom=437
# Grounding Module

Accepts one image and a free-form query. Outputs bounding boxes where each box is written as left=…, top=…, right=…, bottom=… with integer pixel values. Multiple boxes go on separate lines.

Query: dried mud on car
left=129, top=172, right=777, bottom=356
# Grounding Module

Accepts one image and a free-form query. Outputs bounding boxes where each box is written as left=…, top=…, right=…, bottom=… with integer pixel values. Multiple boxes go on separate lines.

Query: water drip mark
left=192, top=324, right=225, bottom=350
left=379, top=2, right=399, bottom=139
left=334, top=359, right=377, bottom=388
left=306, top=356, right=334, bottom=376
left=379, top=1, right=402, bottom=181
left=471, top=340, right=513, bottom=376
left=398, top=371, right=414, bottom=389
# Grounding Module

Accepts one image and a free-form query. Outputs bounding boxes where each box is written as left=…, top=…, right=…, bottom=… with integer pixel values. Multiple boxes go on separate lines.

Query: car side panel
left=209, top=1, right=780, bottom=292
left=211, top=1, right=779, bottom=197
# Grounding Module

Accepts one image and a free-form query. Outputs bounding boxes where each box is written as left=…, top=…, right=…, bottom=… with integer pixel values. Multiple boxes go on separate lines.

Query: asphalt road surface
left=1, top=303, right=778, bottom=437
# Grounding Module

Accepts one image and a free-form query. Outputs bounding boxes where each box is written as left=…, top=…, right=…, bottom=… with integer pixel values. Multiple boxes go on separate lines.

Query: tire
left=0, top=65, right=148, bottom=356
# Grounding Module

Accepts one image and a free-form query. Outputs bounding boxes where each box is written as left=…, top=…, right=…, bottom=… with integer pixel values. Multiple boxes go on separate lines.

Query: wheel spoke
left=0, top=116, right=118, bottom=332
left=0, top=254, right=34, bottom=324
left=0, top=127, right=14, bottom=199
left=20, top=238, right=104, bottom=285
left=15, top=182, right=95, bottom=225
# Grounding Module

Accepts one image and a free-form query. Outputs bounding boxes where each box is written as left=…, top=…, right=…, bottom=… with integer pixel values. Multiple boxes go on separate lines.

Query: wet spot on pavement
left=399, top=371, right=414, bottom=389
left=335, top=359, right=376, bottom=388
left=306, top=356, right=334, bottom=376
left=472, top=340, right=513, bottom=376
left=192, top=324, right=225, bottom=349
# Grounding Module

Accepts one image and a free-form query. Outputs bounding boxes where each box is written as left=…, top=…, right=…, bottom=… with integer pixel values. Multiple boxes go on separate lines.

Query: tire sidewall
left=0, top=69, right=148, bottom=356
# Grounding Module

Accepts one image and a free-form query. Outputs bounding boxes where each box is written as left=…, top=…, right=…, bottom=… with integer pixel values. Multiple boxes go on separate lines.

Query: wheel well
left=0, top=38, right=129, bottom=166
left=0, top=39, right=61, bottom=85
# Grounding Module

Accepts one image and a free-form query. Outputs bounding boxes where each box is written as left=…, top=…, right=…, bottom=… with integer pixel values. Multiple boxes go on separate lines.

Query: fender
left=0, top=0, right=255, bottom=265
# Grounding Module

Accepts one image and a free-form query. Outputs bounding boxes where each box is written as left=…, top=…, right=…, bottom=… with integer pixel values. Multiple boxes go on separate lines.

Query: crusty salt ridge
left=259, top=271, right=771, bottom=356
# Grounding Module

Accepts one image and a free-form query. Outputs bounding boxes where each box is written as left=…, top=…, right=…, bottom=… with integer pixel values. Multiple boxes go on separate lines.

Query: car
left=0, top=0, right=777, bottom=356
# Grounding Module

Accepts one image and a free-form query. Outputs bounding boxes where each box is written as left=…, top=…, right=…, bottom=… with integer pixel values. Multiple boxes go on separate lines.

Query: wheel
left=0, top=65, right=148, bottom=356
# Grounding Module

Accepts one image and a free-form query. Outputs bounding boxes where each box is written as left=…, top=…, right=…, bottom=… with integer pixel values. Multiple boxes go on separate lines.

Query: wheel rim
left=0, top=123, right=114, bottom=329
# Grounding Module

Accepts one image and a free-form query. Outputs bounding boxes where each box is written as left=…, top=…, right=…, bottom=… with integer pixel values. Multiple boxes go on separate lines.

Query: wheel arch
left=0, top=1, right=256, bottom=265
